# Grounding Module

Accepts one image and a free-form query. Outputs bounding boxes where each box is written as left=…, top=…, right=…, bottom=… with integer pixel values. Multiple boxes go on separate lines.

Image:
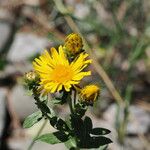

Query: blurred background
left=0, top=0, right=150, bottom=150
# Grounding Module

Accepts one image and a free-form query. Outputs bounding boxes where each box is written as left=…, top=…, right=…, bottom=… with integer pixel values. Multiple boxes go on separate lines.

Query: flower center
left=51, top=65, right=73, bottom=83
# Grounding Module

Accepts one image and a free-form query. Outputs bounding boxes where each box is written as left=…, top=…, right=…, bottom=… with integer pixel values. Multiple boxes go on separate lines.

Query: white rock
left=9, top=137, right=66, bottom=150
left=0, top=22, right=11, bottom=50
left=74, top=3, right=90, bottom=19
left=9, top=119, right=64, bottom=150
left=127, top=105, right=150, bottom=134
left=103, top=104, right=150, bottom=135
left=11, top=85, right=37, bottom=119
left=7, top=33, right=51, bottom=62
left=0, top=88, right=7, bottom=137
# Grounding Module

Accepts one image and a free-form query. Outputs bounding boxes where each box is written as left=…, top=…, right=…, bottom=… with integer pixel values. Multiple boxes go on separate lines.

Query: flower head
left=25, top=71, right=39, bottom=83
left=63, top=33, right=83, bottom=55
left=80, top=84, right=100, bottom=104
left=33, top=46, right=92, bottom=93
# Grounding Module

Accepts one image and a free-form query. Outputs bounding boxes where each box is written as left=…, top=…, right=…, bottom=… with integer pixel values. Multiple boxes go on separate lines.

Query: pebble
left=0, top=22, right=11, bottom=51
left=7, top=33, right=51, bottom=62
left=11, top=85, right=37, bottom=119
left=0, top=88, right=7, bottom=137
left=103, top=104, right=150, bottom=135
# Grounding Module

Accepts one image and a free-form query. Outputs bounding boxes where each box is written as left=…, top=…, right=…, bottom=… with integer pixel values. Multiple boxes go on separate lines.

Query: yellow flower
left=63, top=33, right=83, bottom=55
left=80, top=85, right=100, bottom=104
left=33, top=46, right=92, bottom=93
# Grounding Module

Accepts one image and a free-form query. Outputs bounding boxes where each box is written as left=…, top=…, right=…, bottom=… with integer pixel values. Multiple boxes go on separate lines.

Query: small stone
left=0, top=22, right=12, bottom=51
left=11, top=85, right=37, bottom=119
left=7, top=33, right=51, bottom=62
left=0, top=89, right=7, bottom=137
left=74, top=3, right=90, bottom=19
left=103, top=104, right=150, bottom=135
left=127, top=105, right=150, bottom=135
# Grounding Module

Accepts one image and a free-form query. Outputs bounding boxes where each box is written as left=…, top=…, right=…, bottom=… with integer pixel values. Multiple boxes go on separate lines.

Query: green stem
left=68, top=95, right=74, bottom=114
left=73, top=90, right=77, bottom=107
left=27, top=119, right=48, bottom=150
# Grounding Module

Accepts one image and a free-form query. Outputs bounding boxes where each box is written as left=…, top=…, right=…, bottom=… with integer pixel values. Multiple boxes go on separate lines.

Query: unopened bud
left=63, top=33, right=83, bottom=55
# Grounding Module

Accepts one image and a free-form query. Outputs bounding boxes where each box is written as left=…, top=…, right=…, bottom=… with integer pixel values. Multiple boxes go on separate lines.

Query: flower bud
left=63, top=33, right=83, bottom=55
left=80, top=84, right=100, bottom=105
left=25, top=71, right=39, bottom=83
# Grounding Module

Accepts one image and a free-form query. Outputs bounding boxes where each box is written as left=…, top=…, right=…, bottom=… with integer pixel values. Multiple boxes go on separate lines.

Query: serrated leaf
left=56, top=118, right=69, bottom=131
left=51, top=98, right=63, bottom=104
left=23, top=111, right=42, bottom=128
left=36, top=131, right=68, bottom=144
left=70, top=115, right=84, bottom=137
left=39, top=95, right=48, bottom=101
left=80, top=136, right=112, bottom=148
left=74, top=103, right=87, bottom=118
left=91, top=128, right=111, bottom=135
left=50, top=116, right=69, bottom=131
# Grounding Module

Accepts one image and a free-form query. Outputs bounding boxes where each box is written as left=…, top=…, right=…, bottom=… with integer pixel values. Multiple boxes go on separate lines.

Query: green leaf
left=74, top=103, right=87, bottom=118
left=40, top=95, right=48, bottom=102
left=129, top=41, right=147, bottom=66
left=38, top=101, right=51, bottom=114
left=91, top=128, right=111, bottom=135
left=65, top=116, right=72, bottom=130
left=52, top=91, right=69, bottom=105
left=65, top=137, right=77, bottom=150
left=50, top=116, right=58, bottom=127
left=36, top=131, right=69, bottom=144
left=98, top=145, right=108, bottom=150
left=50, top=116, right=69, bottom=131
left=23, top=111, right=42, bottom=128
left=0, top=59, right=7, bottom=70
left=70, top=115, right=84, bottom=137
left=84, top=116, right=93, bottom=132
left=52, top=98, right=62, bottom=104
left=80, top=136, right=112, bottom=148
left=56, top=118, right=69, bottom=131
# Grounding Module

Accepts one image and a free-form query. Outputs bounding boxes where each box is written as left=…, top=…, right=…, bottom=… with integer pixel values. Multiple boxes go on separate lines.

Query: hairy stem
left=73, top=90, right=77, bottom=107
left=68, top=94, right=74, bottom=114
